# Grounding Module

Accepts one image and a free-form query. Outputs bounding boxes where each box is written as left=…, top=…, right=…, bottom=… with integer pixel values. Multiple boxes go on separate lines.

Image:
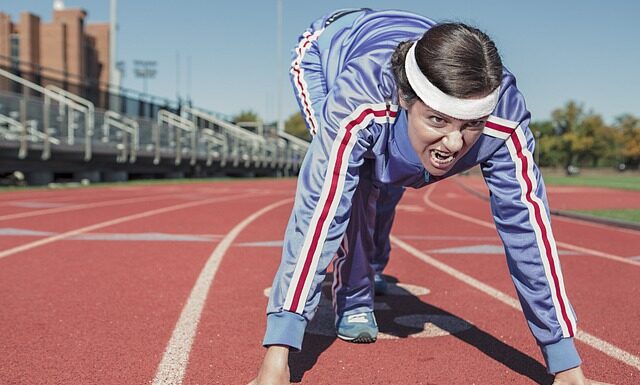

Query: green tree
left=615, top=114, right=640, bottom=169
left=531, top=120, right=565, bottom=167
left=549, top=101, right=615, bottom=169
left=232, top=110, right=260, bottom=123
left=284, top=112, right=312, bottom=141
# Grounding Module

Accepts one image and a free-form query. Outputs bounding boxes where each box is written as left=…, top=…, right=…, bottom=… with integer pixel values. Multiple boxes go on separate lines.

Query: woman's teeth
left=430, top=149, right=455, bottom=165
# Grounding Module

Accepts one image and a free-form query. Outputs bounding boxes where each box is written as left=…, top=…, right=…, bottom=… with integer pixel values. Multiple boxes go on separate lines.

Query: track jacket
left=263, top=9, right=580, bottom=373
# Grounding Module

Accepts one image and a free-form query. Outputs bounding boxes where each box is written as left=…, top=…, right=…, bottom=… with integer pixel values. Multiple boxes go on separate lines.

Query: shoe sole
left=337, top=332, right=377, bottom=344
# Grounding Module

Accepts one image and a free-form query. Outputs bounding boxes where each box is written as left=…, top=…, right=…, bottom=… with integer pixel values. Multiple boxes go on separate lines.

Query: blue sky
left=3, top=1, right=639, bottom=123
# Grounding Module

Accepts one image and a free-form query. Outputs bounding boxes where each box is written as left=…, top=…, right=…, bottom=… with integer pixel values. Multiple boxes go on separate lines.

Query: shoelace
left=347, top=313, right=370, bottom=323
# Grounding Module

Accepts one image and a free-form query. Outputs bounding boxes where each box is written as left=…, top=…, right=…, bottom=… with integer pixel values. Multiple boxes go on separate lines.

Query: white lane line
left=0, top=228, right=222, bottom=242
left=389, top=235, right=640, bottom=371
left=0, top=194, right=173, bottom=221
left=553, top=215, right=640, bottom=236
left=0, top=189, right=232, bottom=222
left=0, top=194, right=98, bottom=207
left=422, top=186, right=640, bottom=267
left=0, top=192, right=259, bottom=261
left=151, top=198, right=292, bottom=385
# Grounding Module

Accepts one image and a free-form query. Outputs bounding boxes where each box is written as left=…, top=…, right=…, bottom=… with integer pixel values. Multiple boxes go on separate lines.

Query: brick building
left=0, top=6, right=110, bottom=94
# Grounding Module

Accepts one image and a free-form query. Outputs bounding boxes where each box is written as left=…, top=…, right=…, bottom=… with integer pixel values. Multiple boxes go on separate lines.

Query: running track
left=0, top=177, right=638, bottom=385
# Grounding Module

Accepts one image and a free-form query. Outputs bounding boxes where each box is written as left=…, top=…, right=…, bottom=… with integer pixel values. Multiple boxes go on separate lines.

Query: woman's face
left=403, top=99, right=488, bottom=176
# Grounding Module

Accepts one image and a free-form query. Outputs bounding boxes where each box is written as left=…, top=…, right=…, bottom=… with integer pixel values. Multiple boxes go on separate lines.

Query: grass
left=571, top=209, right=640, bottom=225
left=543, top=174, right=640, bottom=191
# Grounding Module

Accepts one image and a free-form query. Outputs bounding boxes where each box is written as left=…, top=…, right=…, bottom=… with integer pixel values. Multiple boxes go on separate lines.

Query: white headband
left=404, top=42, right=500, bottom=120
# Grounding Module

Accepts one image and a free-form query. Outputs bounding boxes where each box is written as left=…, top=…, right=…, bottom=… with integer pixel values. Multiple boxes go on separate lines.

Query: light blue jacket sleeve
left=481, top=80, right=581, bottom=373
left=263, top=56, right=396, bottom=351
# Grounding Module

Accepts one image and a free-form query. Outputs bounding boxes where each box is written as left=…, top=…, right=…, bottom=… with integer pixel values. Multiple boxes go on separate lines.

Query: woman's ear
left=398, top=91, right=409, bottom=109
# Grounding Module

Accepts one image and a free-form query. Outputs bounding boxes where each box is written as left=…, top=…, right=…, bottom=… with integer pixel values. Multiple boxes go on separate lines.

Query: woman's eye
left=429, top=116, right=445, bottom=125
left=466, top=120, right=485, bottom=129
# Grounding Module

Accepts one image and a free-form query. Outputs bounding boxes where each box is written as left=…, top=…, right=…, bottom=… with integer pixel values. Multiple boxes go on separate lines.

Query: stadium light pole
left=133, top=60, right=157, bottom=96
left=276, top=0, right=284, bottom=134
left=109, top=0, right=121, bottom=111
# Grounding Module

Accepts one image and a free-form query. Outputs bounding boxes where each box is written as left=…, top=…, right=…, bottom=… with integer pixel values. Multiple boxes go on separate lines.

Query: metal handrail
left=183, top=106, right=267, bottom=168
left=182, top=106, right=264, bottom=142
left=278, top=131, right=310, bottom=150
left=0, top=114, right=61, bottom=152
left=1, top=109, right=61, bottom=160
left=278, top=131, right=310, bottom=171
left=102, top=110, right=139, bottom=163
left=45, top=84, right=95, bottom=146
left=156, top=109, right=196, bottom=165
left=200, top=128, right=228, bottom=166
left=0, top=67, right=92, bottom=160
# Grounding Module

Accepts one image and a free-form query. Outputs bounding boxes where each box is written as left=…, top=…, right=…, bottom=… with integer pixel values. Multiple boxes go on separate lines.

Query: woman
left=252, top=8, right=597, bottom=385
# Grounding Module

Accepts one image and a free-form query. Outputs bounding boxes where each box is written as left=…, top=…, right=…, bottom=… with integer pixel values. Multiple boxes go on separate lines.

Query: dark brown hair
left=391, top=23, right=503, bottom=104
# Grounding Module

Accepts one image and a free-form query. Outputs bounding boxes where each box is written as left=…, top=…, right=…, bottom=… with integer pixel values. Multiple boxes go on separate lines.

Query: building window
left=10, top=34, right=20, bottom=72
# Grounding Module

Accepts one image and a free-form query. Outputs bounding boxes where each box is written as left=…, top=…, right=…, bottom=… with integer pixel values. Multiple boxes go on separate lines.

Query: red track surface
left=0, top=178, right=638, bottom=385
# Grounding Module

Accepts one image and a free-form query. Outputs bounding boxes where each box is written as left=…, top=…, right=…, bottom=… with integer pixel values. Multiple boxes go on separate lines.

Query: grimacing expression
left=402, top=99, right=488, bottom=176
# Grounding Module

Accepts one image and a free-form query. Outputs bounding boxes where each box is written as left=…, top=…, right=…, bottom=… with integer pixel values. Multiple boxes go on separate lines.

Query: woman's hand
left=552, top=366, right=613, bottom=385
left=247, top=345, right=291, bottom=385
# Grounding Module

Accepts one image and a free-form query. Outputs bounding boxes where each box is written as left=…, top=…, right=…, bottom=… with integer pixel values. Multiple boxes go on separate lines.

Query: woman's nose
left=443, top=130, right=463, bottom=152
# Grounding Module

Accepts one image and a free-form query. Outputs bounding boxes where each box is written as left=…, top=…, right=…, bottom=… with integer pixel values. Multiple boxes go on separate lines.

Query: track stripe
left=506, top=128, right=575, bottom=336
left=0, top=193, right=183, bottom=221
left=291, top=30, right=325, bottom=135
left=390, top=232, right=640, bottom=372
left=331, top=236, right=348, bottom=314
left=0, top=192, right=259, bottom=261
left=284, top=104, right=397, bottom=313
left=151, top=198, right=292, bottom=385
left=483, top=116, right=517, bottom=139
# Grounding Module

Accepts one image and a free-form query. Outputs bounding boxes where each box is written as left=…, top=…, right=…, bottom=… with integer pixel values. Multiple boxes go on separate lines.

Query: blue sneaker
left=374, top=273, right=388, bottom=296
left=336, top=311, right=378, bottom=343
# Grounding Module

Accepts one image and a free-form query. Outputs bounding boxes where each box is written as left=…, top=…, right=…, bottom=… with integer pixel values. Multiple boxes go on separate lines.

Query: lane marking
left=422, top=186, right=640, bottom=267
left=9, top=201, right=70, bottom=208
left=151, top=198, right=292, bottom=385
left=0, top=190, right=232, bottom=222
left=0, top=194, right=102, bottom=207
left=396, top=204, right=425, bottom=212
left=427, top=244, right=578, bottom=255
left=553, top=215, right=640, bottom=236
left=0, top=186, right=166, bottom=207
left=0, top=193, right=260, bottom=261
left=381, top=314, right=473, bottom=339
left=0, top=228, right=222, bottom=242
left=390, top=235, right=640, bottom=371
left=237, top=240, right=284, bottom=247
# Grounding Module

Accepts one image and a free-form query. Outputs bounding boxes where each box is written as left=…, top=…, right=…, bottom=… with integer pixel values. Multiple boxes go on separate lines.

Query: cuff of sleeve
left=262, top=311, right=308, bottom=352
left=540, top=337, right=582, bottom=374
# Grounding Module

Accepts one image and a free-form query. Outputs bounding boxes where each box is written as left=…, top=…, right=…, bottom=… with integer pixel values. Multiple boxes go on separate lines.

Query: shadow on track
left=288, top=274, right=553, bottom=385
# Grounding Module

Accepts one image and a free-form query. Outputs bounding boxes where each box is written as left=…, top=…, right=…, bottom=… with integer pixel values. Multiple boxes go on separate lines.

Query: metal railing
left=1, top=68, right=310, bottom=176
left=102, top=110, right=139, bottom=163
left=183, top=106, right=270, bottom=168
left=278, top=131, right=309, bottom=172
left=0, top=113, right=61, bottom=151
left=45, top=84, right=95, bottom=148
left=0, top=67, right=93, bottom=160
left=156, top=109, right=197, bottom=165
